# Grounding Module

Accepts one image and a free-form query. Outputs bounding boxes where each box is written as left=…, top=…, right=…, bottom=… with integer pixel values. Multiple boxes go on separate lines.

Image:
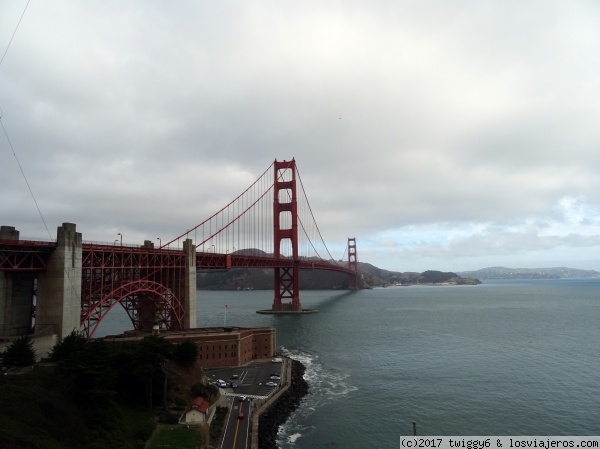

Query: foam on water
left=288, top=433, right=302, bottom=443
left=275, top=347, right=357, bottom=448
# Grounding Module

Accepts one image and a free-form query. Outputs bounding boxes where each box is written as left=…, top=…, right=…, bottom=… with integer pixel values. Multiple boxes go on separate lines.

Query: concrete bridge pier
left=183, top=238, right=197, bottom=329
left=0, top=226, right=36, bottom=338
left=36, top=223, right=82, bottom=339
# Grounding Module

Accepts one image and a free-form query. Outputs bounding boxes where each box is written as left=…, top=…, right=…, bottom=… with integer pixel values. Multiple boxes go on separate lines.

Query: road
left=221, top=396, right=251, bottom=449
left=204, top=359, right=285, bottom=449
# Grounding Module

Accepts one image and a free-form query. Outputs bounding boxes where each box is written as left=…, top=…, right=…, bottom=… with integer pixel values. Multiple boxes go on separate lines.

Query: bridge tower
left=272, top=159, right=302, bottom=311
left=348, top=237, right=359, bottom=289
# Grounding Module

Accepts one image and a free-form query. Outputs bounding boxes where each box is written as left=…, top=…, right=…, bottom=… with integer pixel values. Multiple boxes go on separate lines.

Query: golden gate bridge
left=0, top=159, right=359, bottom=340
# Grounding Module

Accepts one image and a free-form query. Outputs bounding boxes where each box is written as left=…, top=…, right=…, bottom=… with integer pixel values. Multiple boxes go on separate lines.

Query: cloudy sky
left=2, top=1, right=600, bottom=273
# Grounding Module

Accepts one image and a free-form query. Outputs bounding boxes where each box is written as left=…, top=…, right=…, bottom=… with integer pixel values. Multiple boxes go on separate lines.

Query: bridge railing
left=0, top=238, right=56, bottom=248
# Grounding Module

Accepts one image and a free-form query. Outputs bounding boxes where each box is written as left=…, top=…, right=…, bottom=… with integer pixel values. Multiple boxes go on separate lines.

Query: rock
left=258, top=360, right=309, bottom=449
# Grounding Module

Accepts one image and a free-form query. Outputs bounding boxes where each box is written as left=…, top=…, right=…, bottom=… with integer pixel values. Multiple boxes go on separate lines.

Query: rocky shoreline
left=258, top=359, right=309, bottom=449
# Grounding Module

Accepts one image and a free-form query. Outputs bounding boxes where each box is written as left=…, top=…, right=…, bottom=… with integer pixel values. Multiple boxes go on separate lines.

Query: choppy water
left=98, top=279, right=600, bottom=447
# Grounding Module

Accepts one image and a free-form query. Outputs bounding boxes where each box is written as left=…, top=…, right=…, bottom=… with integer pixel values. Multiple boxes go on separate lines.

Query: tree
left=171, top=340, right=198, bottom=367
left=48, top=330, right=87, bottom=361
left=134, top=335, right=173, bottom=408
left=54, top=339, right=117, bottom=403
left=191, top=382, right=219, bottom=402
left=1, top=335, right=36, bottom=369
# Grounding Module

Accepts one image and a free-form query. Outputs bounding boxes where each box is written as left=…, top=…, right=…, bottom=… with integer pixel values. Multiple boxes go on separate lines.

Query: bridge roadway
left=0, top=238, right=355, bottom=275
left=1, top=226, right=357, bottom=341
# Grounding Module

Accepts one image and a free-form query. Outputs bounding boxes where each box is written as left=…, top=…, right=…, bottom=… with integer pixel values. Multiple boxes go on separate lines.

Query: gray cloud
left=2, top=1, right=600, bottom=271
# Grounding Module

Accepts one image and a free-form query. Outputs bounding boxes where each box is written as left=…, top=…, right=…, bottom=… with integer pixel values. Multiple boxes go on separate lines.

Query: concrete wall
left=0, top=272, right=36, bottom=337
left=36, top=223, right=82, bottom=339
left=0, top=225, right=19, bottom=240
left=0, top=226, right=36, bottom=338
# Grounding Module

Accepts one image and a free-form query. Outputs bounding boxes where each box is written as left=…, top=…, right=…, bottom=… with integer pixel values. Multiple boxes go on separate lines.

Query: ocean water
left=98, top=279, right=600, bottom=447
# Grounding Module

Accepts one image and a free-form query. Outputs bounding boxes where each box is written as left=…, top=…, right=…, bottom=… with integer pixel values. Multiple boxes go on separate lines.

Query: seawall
left=250, top=358, right=309, bottom=449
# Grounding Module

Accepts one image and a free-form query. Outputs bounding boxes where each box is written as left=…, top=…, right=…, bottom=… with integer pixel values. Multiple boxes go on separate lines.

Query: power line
left=0, top=0, right=31, bottom=67
left=0, top=117, right=53, bottom=241
left=1, top=2, right=83, bottom=308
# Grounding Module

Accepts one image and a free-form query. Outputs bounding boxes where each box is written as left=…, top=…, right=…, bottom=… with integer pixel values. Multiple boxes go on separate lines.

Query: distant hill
left=197, top=254, right=481, bottom=290
left=457, top=266, right=600, bottom=280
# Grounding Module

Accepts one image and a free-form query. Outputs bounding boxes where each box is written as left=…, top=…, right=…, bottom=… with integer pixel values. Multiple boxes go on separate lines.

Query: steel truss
left=81, top=245, right=187, bottom=338
left=0, top=240, right=55, bottom=271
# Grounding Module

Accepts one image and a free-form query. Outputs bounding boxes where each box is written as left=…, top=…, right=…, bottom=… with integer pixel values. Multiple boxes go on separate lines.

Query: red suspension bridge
left=0, top=159, right=359, bottom=339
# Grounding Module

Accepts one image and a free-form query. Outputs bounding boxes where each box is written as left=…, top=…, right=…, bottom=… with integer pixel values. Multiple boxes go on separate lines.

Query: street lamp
left=212, top=244, right=215, bottom=253
left=114, top=239, right=118, bottom=246
left=117, top=233, right=122, bottom=246
left=157, top=237, right=161, bottom=248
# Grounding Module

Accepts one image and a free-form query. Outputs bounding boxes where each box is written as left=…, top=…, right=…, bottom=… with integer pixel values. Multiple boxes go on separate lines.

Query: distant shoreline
left=386, top=278, right=482, bottom=287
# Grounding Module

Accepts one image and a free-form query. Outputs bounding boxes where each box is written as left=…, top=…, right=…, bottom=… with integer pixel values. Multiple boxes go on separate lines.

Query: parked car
left=216, top=379, right=227, bottom=388
left=270, top=375, right=280, bottom=380
left=230, top=382, right=237, bottom=388
left=230, top=374, right=239, bottom=379
left=238, top=395, right=247, bottom=402
left=265, top=381, right=278, bottom=387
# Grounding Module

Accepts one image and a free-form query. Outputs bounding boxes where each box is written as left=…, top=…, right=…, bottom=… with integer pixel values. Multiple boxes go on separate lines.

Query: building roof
left=186, top=396, right=209, bottom=414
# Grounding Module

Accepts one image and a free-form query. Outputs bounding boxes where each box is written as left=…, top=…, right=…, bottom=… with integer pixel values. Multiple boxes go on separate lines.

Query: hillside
left=458, top=266, right=600, bottom=280
left=197, top=260, right=481, bottom=290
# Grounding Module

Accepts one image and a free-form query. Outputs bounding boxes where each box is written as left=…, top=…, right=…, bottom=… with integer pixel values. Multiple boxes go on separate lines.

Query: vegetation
left=0, top=335, right=36, bottom=369
left=420, top=270, right=458, bottom=283
left=48, top=329, right=87, bottom=361
left=0, top=365, right=155, bottom=449
left=0, top=334, right=209, bottom=448
left=146, top=424, right=206, bottom=449
left=171, top=339, right=199, bottom=367
left=190, top=382, right=219, bottom=402
left=209, top=406, right=229, bottom=447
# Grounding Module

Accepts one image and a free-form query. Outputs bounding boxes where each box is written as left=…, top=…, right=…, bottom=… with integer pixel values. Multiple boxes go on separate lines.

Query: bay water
left=98, top=279, right=600, bottom=448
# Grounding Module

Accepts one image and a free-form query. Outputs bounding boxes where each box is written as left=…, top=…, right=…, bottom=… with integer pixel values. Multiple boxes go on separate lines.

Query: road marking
left=231, top=401, right=245, bottom=449
left=224, top=392, right=267, bottom=399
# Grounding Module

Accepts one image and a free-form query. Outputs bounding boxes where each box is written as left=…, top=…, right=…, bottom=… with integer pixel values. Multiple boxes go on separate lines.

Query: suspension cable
left=296, top=165, right=337, bottom=262
left=163, top=162, right=275, bottom=248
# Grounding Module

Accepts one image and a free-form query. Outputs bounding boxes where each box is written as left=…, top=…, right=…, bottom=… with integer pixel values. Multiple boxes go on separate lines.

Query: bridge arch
left=81, top=280, right=186, bottom=339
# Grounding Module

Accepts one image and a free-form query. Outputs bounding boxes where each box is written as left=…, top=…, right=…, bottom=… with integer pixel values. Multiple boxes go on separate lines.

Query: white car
left=270, top=375, right=280, bottom=380
left=265, top=381, right=278, bottom=387
left=216, top=379, right=227, bottom=388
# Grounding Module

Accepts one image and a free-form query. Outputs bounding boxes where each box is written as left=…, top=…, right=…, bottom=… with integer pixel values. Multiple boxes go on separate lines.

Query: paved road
left=221, top=396, right=250, bottom=449
left=205, top=359, right=284, bottom=400
left=204, top=359, right=285, bottom=449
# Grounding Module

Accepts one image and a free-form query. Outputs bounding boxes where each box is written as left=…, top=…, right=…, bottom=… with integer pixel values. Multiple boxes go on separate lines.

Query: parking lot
left=204, top=358, right=285, bottom=400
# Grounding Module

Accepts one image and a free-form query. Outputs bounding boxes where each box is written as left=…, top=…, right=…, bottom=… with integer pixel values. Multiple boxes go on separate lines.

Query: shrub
left=210, top=406, right=229, bottom=446
left=48, top=329, right=87, bottom=361
left=1, top=335, right=36, bottom=369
